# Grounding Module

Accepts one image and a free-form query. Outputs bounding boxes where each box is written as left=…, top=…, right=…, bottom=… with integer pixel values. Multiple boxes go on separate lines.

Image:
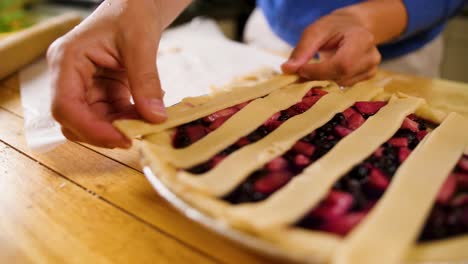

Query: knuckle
left=372, top=51, right=382, bottom=65
left=47, top=37, right=78, bottom=67
left=46, top=38, right=64, bottom=65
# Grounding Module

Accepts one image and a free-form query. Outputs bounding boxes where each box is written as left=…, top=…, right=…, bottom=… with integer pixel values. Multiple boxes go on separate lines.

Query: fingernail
left=147, top=99, right=167, bottom=118
left=282, top=59, right=300, bottom=73
left=285, top=57, right=299, bottom=65
left=283, top=60, right=293, bottom=67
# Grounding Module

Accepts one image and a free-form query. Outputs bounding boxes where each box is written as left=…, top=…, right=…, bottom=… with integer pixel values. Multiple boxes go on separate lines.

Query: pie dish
left=114, top=74, right=468, bottom=264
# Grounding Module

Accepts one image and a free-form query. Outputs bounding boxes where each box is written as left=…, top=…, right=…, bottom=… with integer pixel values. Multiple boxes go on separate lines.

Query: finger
left=298, top=32, right=379, bottom=82
left=297, top=59, right=341, bottom=81
left=336, top=47, right=381, bottom=83
left=121, top=38, right=167, bottom=123
left=89, top=73, right=133, bottom=112
left=88, top=69, right=128, bottom=102
left=50, top=55, right=131, bottom=149
left=56, top=99, right=132, bottom=148
left=333, top=45, right=381, bottom=84
left=108, top=104, right=141, bottom=121
left=281, top=26, right=327, bottom=74
left=338, top=66, right=379, bottom=87
left=61, top=127, right=81, bottom=142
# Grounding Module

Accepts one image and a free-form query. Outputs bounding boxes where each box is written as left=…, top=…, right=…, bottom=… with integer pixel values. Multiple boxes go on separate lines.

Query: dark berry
left=247, top=126, right=269, bottom=142
left=173, top=130, right=191, bottom=148
left=219, top=145, right=239, bottom=156
left=278, top=110, right=290, bottom=121
left=187, top=162, right=212, bottom=174
left=349, top=165, right=369, bottom=182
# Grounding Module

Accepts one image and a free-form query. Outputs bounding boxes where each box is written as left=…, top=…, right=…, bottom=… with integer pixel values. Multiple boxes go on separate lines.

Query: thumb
left=282, top=26, right=324, bottom=74
left=123, top=41, right=167, bottom=123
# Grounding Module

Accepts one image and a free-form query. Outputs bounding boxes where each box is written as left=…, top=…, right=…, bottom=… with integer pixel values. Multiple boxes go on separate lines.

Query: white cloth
left=380, top=35, right=443, bottom=78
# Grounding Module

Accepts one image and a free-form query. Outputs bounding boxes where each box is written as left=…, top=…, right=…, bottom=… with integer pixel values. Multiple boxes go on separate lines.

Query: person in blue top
left=47, top=0, right=466, bottom=148
left=247, top=0, right=466, bottom=80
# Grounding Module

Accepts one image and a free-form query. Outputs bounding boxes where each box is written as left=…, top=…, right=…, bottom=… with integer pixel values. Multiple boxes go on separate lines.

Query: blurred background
left=1, top=0, right=467, bottom=82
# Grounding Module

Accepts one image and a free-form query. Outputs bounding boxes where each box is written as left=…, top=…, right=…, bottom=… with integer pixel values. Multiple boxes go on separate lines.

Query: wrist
left=152, top=0, right=192, bottom=29
left=332, top=0, right=408, bottom=44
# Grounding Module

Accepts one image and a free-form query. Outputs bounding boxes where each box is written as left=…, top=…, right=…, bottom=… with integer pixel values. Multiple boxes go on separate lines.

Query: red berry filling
left=295, top=116, right=431, bottom=236
left=185, top=88, right=328, bottom=174
left=173, top=88, right=337, bottom=149
left=173, top=88, right=328, bottom=150
left=172, top=101, right=250, bottom=148
left=223, top=101, right=387, bottom=204
left=295, top=119, right=468, bottom=241
left=419, top=157, right=468, bottom=241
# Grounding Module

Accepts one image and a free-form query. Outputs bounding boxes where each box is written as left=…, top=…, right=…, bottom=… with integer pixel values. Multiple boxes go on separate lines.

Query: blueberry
left=395, top=129, right=419, bottom=149
left=323, top=139, right=339, bottom=151
left=420, top=207, right=447, bottom=241
left=296, top=215, right=322, bottom=229
left=446, top=209, right=464, bottom=235
left=173, top=132, right=191, bottom=148
left=278, top=110, right=290, bottom=121
left=247, top=126, right=269, bottom=142
left=331, top=113, right=345, bottom=126
left=419, top=122, right=427, bottom=131
left=251, top=191, right=268, bottom=202
left=219, top=145, right=239, bottom=156
left=223, top=170, right=269, bottom=204
left=349, top=165, right=369, bottom=182
left=333, top=181, right=343, bottom=190
left=346, top=179, right=367, bottom=210
left=322, top=123, right=334, bottom=133
left=189, top=118, right=204, bottom=126
left=316, top=130, right=328, bottom=140
left=187, top=162, right=212, bottom=174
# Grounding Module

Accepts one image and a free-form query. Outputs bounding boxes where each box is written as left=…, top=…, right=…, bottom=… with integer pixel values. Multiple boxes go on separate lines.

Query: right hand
left=47, top=0, right=189, bottom=148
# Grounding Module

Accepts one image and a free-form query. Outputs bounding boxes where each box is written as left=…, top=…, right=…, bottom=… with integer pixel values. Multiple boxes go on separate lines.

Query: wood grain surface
left=0, top=73, right=274, bottom=264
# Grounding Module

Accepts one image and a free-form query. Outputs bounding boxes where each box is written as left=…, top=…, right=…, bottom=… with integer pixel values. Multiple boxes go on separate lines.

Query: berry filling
left=172, top=88, right=328, bottom=149
left=419, top=156, right=468, bottom=241
left=294, top=116, right=432, bottom=236
left=183, top=88, right=329, bottom=174
left=223, top=101, right=388, bottom=204
left=172, top=93, right=468, bottom=242
left=293, top=121, right=468, bottom=242
left=172, top=101, right=251, bottom=148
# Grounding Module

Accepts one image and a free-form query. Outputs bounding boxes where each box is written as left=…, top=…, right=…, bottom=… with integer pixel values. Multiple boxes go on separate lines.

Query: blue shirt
left=257, top=0, right=466, bottom=60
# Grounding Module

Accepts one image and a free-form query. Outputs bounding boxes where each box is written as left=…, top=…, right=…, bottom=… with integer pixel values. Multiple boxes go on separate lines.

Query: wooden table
left=1, top=69, right=467, bottom=264
left=0, top=73, right=278, bottom=264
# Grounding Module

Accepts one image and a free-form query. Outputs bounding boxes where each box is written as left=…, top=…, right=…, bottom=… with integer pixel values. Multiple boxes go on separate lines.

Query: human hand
left=47, top=0, right=190, bottom=148
left=281, top=8, right=382, bottom=87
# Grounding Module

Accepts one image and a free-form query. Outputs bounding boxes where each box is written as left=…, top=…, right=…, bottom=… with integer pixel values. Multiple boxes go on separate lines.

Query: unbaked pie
left=115, top=74, right=468, bottom=264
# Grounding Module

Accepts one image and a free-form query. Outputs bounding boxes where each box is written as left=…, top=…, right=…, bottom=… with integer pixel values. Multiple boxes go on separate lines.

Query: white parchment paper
left=19, top=18, right=285, bottom=152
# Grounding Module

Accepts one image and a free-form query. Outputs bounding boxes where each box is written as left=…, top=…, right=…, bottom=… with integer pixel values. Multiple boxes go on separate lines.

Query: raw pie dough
left=115, top=75, right=468, bottom=264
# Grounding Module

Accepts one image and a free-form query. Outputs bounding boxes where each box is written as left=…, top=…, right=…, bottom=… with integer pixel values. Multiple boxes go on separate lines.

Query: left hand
left=282, top=9, right=382, bottom=86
